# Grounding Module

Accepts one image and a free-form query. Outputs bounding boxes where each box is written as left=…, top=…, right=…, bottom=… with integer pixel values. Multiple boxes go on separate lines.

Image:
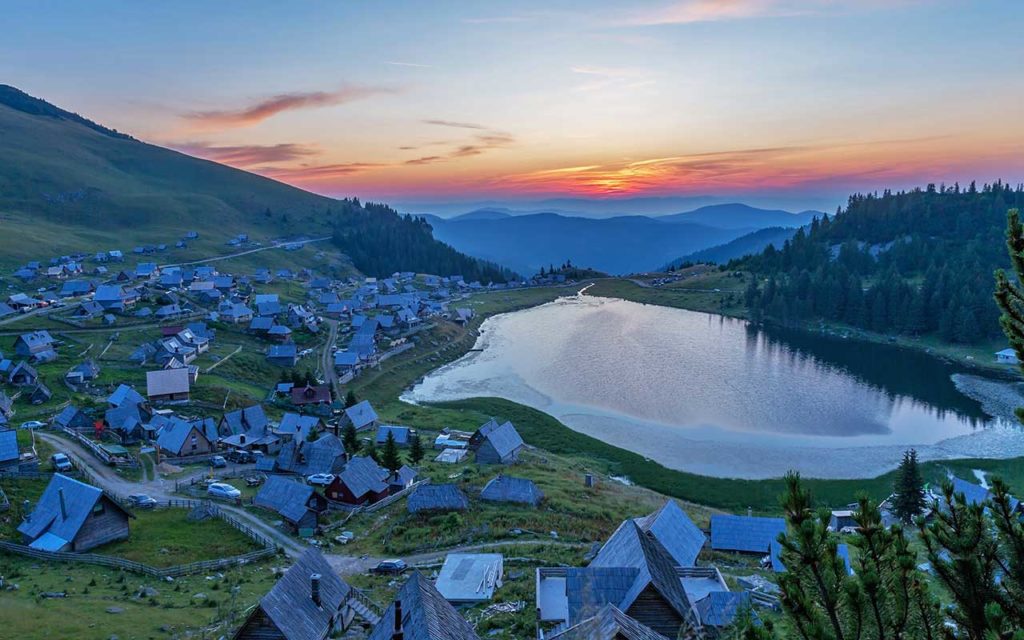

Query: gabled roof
left=710, top=515, right=786, bottom=554
left=155, top=417, right=203, bottom=453
left=477, top=420, right=523, bottom=458
left=694, top=591, right=751, bottom=628
left=220, top=405, right=269, bottom=437
left=252, top=548, right=352, bottom=640
left=376, top=425, right=412, bottom=446
left=480, top=475, right=543, bottom=506
left=277, top=413, right=322, bottom=439
left=146, top=368, right=190, bottom=397
left=408, top=484, right=469, bottom=514
left=255, top=476, right=317, bottom=523
left=17, top=474, right=130, bottom=545
left=0, top=429, right=19, bottom=463
left=548, top=604, right=668, bottom=640
left=276, top=434, right=345, bottom=477
left=368, top=572, right=480, bottom=640
left=108, top=384, right=145, bottom=408
left=344, top=400, right=378, bottom=429
left=336, top=455, right=388, bottom=498
left=593, top=500, right=705, bottom=569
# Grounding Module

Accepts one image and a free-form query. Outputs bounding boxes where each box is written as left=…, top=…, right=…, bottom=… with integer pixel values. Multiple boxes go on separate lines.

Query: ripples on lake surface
left=406, top=295, right=1022, bottom=478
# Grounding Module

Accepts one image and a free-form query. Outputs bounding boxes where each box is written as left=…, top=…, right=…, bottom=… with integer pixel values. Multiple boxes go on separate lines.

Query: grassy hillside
left=0, top=85, right=505, bottom=280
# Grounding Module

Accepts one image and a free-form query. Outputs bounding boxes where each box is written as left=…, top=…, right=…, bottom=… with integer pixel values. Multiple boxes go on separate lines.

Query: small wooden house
left=17, top=474, right=133, bottom=552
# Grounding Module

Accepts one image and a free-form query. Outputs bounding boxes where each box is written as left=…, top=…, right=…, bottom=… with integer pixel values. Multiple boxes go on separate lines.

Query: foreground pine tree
left=892, top=449, right=926, bottom=523
left=994, top=208, right=1024, bottom=421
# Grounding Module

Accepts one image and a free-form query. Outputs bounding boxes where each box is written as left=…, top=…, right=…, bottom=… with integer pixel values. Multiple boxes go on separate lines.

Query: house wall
left=162, top=428, right=213, bottom=457
left=71, top=496, right=131, bottom=552
left=233, top=608, right=287, bottom=640
left=151, top=391, right=190, bottom=402
left=326, top=481, right=386, bottom=506
left=475, top=441, right=509, bottom=465
left=626, top=586, right=685, bottom=639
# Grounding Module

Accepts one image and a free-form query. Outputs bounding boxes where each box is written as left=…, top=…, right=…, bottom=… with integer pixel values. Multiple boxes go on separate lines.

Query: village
left=0, top=231, right=1013, bottom=640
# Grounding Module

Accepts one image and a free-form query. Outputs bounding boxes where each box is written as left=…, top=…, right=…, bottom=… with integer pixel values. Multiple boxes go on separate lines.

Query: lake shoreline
left=407, top=292, right=1024, bottom=480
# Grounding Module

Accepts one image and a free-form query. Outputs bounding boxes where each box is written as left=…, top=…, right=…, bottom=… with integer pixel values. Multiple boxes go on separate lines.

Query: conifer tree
left=381, top=431, right=401, bottom=472
left=363, top=438, right=379, bottom=462
left=342, top=422, right=359, bottom=455
left=408, top=433, right=424, bottom=465
left=994, top=208, right=1024, bottom=421
left=344, top=389, right=358, bottom=408
left=892, top=448, right=926, bottom=523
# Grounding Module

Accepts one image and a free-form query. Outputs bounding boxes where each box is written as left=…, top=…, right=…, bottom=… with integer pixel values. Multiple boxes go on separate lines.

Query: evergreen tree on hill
left=342, top=422, right=359, bottom=455
left=408, top=433, right=424, bottom=465
left=892, top=448, right=926, bottom=523
left=381, top=431, right=401, bottom=473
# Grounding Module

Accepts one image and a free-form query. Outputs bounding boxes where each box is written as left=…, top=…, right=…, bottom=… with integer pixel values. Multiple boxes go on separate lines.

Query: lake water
left=403, top=295, right=1024, bottom=479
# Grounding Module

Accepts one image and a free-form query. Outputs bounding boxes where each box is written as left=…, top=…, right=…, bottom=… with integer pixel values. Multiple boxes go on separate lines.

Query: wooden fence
left=322, top=480, right=426, bottom=532
left=0, top=500, right=278, bottom=578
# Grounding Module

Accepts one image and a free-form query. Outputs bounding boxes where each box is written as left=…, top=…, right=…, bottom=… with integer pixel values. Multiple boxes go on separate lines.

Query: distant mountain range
left=666, top=226, right=799, bottom=267
left=423, top=204, right=819, bottom=275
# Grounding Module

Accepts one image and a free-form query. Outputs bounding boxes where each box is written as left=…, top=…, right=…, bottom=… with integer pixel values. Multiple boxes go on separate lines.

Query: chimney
left=22, top=500, right=31, bottom=521
left=310, top=573, right=321, bottom=607
left=392, top=599, right=404, bottom=640
left=239, top=434, right=246, bottom=445
left=58, top=488, right=68, bottom=520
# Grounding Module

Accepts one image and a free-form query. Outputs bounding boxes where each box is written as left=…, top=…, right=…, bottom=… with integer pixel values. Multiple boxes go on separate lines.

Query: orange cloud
left=172, top=141, right=319, bottom=167
left=182, top=86, right=393, bottom=128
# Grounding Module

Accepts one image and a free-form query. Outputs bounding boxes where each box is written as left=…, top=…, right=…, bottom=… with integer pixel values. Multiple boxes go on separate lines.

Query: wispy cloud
left=570, top=65, right=657, bottom=92
left=182, top=85, right=393, bottom=128
left=422, top=119, right=488, bottom=130
left=172, top=141, right=319, bottom=167
left=403, top=130, right=515, bottom=164
left=384, top=61, right=434, bottom=68
left=260, top=162, right=385, bottom=181
left=461, top=16, right=532, bottom=24
left=626, top=0, right=917, bottom=26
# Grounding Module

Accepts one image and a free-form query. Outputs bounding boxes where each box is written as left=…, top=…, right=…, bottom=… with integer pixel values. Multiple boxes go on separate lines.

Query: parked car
left=128, top=493, right=158, bottom=509
left=210, top=455, right=227, bottom=468
left=370, top=559, right=408, bottom=575
left=225, top=450, right=255, bottom=464
left=20, top=420, right=46, bottom=430
left=306, top=473, right=335, bottom=486
left=207, top=483, right=241, bottom=500
left=50, top=453, right=73, bottom=472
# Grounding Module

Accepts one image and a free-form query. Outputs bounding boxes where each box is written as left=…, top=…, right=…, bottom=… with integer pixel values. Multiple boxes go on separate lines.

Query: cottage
left=275, top=434, right=346, bottom=477
left=536, top=523, right=702, bottom=639
left=435, top=553, right=504, bottom=604
left=709, top=514, right=786, bottom=554
left=434, top=448, right=469, bottom=464
left=325, top=456, right=389, bottom=505
left=28, top=383, right=52, bottom=405
left=387, top=465, right=418, bottom=493
left=108, top=384, right=146, bottom=408
left=480, top=475, right=544, bottom=507
left=333, top=350, right=360, bottom=372
left=14, top=330, right=55, bottom=357
left=367, top=572, right=480, bottom=640
left=0, top=429, right=21, bottom=469
left=94, top=284, right=131, bottom=311
left=375, top=425, right=415, bottom=447
left=52, top=405, right=93, bottom=432
left=407, top=483, right=469, bottom=514
left=219, top=405, right=270, bottom=438
left=155, top=417, right=213, bottom=457
left=470, top=419, right=524, bottom=465
left=276, top=413, right=324, bottom=442
left=996, top=348, right=1019, bottom=365
left=146, top=368, right=191, bottom=402
left=341, top=400, right=378, bottom=432
left=8, top=361, right=38, bottom=386
left=592, top=500, right=707, bottom=569
left=233, top=548, right=356, bottom=640
left=267, top=344, right=298, bottom=367
left=291, top=384, right=332, bottom=407
left=254, top=476, right=329, bottom=535
left=17, top=474, right=133, bottom=552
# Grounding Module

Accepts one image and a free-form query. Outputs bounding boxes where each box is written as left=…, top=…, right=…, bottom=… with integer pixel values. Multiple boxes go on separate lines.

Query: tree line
left=329, top=199, right=515, bottom=283
left=736, top=183, right=1024, bottom=344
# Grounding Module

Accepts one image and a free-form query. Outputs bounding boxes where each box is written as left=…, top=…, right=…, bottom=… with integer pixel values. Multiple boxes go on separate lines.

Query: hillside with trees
left=736, top=183, right=1024, bottom=344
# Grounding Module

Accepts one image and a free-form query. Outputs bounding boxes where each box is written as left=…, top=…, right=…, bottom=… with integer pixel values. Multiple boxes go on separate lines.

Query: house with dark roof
left=291, top=384, right=332, bottom=407
left=593, top=500, right=706, bottom=570
left=375, top=425, right=415, bottom=447
left=368, top=572, right=480, bottom=640
left=17, top=474, right=133, bottom=552
left=155, top=417, right=213, bottom=457
left=254, top=476, right=329, bottom=535
left=233, top=548, right=357, bottom=640
left=219, top=405, right=269, bottom=438
left=709, top=514, right=786, bottom=554
left=276, top=413, right=324, bottom=442
left=108, top=384, right=147, bottom=408
left=267, top=344, right=298, bottom=367
left=408, top=484, right=469, bottom=515
left=325, top=456, right=389, bottom=506
left=536, top=523, right=703, bottom=639
left=480, top=475, right=544, bottom=506
left=28, top=383, right=52, bottom=405
left=275, top=434, right=346, bottom=477
left=470, top=419, right=524, bottom=465
left=0, top=429, right=21, bottom=469
left=340, top=400, right=379, bottom=431
left=146, top=368, right=191, bottom=402
left=14, top=331, right=55, bottom=357
left=546, top=604, right=668, bottom=640
left=8, top=361, right=38, bottom=387
left=53, top=405, right=93, bottom=432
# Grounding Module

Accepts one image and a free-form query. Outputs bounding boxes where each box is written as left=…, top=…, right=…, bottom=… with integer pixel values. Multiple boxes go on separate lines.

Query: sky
left=3, top=0, right=1024, bottom=214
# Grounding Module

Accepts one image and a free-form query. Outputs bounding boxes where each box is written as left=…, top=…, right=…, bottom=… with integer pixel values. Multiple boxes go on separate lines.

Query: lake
left=404, top=294, right=1024, bottom=479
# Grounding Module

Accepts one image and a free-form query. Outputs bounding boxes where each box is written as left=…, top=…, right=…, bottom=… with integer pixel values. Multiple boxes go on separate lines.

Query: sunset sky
left=4, top=0, right=1023, bottom=213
